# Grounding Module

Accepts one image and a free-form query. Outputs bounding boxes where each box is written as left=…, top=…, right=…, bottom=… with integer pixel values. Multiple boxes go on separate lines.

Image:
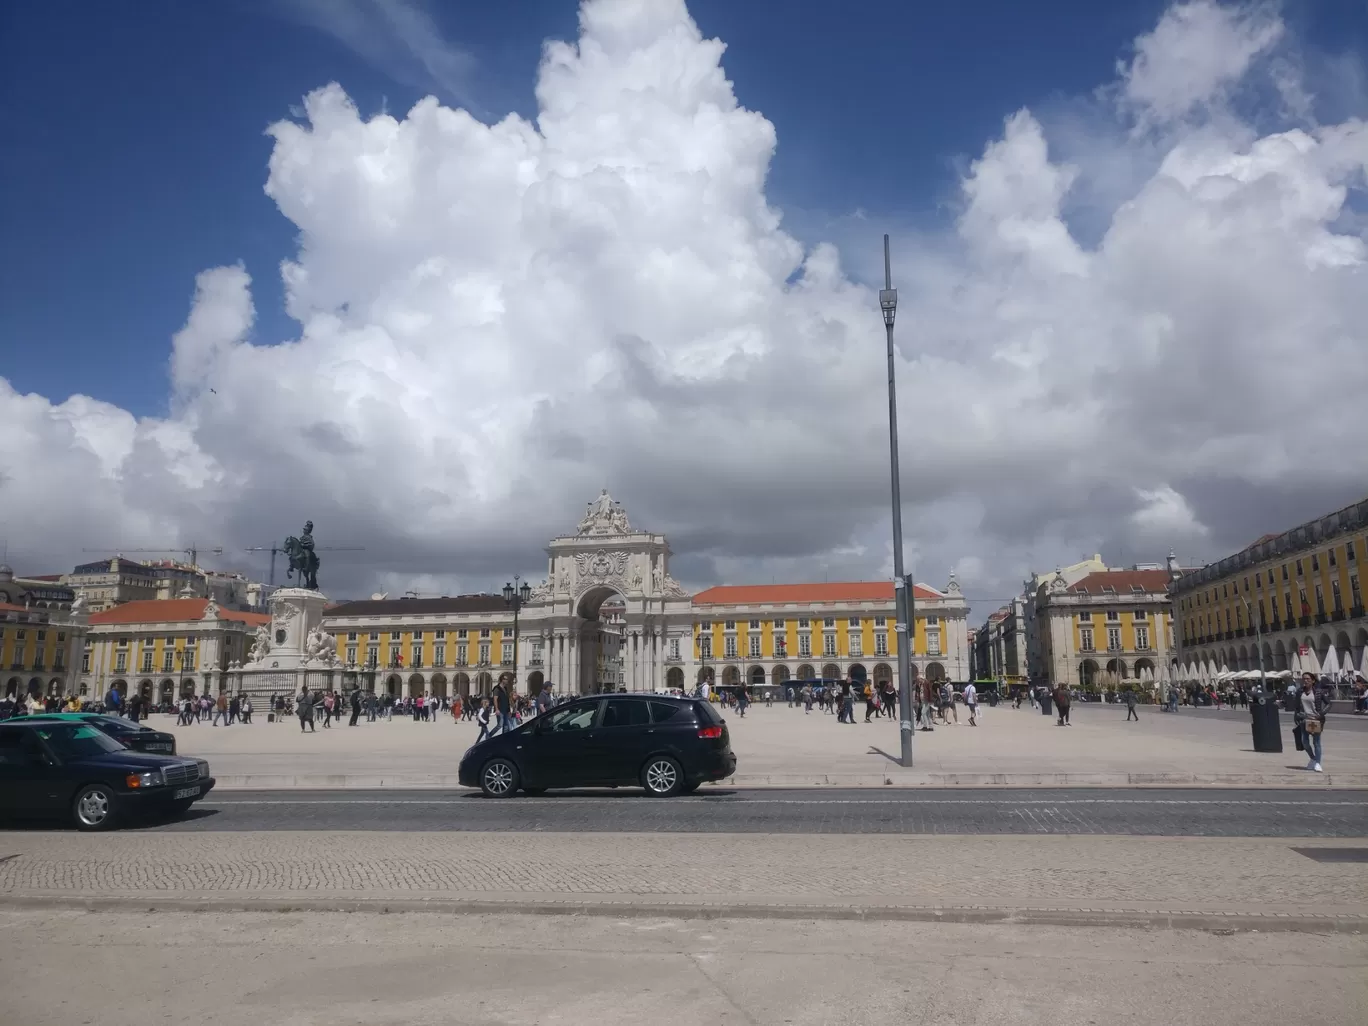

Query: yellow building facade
left=1033, top=567, right=1179, bottom=689
left=1170, top=497, right=1368, bottom=679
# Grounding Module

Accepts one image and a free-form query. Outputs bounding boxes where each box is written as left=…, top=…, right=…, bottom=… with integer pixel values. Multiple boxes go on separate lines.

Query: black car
left=458, top=694, right=737, bottom=798
left=0, top=720, right=215, bottom=831
left=24, top=713, right=178, bottom=755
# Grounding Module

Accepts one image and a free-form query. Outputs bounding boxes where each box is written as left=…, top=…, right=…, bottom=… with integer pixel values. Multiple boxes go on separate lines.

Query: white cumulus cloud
left=1, top=0, right=1365, bottom=614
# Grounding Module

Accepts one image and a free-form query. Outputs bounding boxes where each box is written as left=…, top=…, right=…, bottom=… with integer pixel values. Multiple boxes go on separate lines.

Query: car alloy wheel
left=73, top=785, right=116, bottom=831
left=642, top=756, right=683, bottom=796
left=480, top=758, right=518, bottom=798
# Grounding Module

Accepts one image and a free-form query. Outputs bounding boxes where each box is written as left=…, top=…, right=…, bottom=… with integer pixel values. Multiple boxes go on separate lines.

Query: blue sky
left=0, top=0, right=1193, bottom=416
left=4, top=0, right=1365, bottom=417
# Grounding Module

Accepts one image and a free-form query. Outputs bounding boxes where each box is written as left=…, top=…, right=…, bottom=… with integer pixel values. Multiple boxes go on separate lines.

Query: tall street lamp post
left=1239, top=595, right=1268, bottom=696
left=879, top=233, right=915, bottom=768
left=503, top=575, right=532, bottom=693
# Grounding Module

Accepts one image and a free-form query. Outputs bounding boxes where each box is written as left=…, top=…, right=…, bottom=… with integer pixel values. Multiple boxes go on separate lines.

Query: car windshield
left=30, top=723, right=127, bottom=758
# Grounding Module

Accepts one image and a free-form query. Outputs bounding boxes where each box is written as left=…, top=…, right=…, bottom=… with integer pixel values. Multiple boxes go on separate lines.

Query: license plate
left=173, top=787, right=200, bottom=800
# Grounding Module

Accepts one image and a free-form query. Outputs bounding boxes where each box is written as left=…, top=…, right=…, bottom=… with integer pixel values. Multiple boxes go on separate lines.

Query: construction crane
left=245, top=543, right=365, bottom=587
left=81, top=545, right=224, bottom=568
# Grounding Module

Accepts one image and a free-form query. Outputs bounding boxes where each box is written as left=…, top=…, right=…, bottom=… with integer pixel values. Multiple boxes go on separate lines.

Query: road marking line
left=201, top=797, right=1368, bottom=807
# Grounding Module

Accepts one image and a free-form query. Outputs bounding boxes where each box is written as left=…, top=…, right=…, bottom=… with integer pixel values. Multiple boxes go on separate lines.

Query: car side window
left=546, top=702, right=599, bottom=733
left=648, top=701, right=687, bottom=724
left=602, top=699, right=650, bottom=728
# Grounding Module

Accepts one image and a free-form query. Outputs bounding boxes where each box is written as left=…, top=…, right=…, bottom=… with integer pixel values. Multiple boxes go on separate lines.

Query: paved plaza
left=2, top=832, right=1365, bottom=929
left=5, top=908, right=1364, bottom=1026
left=147, top=701, right=1368, bottom=788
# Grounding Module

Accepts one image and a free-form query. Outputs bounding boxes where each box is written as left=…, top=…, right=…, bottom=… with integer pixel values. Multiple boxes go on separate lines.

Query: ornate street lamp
left=503, top=575, right=532, bottom=692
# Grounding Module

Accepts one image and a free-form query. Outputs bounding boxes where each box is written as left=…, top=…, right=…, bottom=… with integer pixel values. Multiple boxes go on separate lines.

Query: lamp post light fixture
left=503, top=575, right=532, bottom=692
left=879, top=234, right=915, bottom=768
left=1239, top=595, right=1268, bottom=696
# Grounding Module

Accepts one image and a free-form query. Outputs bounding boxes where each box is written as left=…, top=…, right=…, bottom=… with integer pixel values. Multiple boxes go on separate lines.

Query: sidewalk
left=2, top=831, right=1365, bottom=933
left=149, top=702, right=1368, bottom=789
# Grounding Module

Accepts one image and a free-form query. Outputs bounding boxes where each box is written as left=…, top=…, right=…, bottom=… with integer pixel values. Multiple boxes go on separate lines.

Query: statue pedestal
left=257, top=588, right=328, bottom=671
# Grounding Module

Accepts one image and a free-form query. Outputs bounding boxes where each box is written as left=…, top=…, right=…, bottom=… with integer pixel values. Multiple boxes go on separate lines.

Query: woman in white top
left=1296, top=672, right=1326, bottom=772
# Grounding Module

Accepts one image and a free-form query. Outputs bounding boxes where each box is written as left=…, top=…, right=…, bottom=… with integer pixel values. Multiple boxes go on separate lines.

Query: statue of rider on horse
left=284, top=520, right=320, bottom=591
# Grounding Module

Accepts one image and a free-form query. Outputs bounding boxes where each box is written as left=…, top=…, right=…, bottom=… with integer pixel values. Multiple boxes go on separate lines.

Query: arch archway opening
left=430, top=673, right=448, bottom=699
left=748, top=665, right=766, bottom=687
left=384, top=674, right=401, bottom=697
left=872, top=663, right=893, bottom=686
left=821, top=663, right=841, bottom=681
left=454, top=672, right=471, bottom=698
left=526, top=670, right=545, bottom=696
left=795, top=664, right=816, bottom=682
left=925, top=662, right=946, bottom=683
left=849, top=663, right=868, bottom=684
left=771, top=665, right=791, bottom=687
left=575, top=584, right=631, bottom=694
left=665, top=666, right=684, bottom=691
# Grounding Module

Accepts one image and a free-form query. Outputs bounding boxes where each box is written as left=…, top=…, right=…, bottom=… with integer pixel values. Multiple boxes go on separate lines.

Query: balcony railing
left=529, top=657, right=543, bottom=667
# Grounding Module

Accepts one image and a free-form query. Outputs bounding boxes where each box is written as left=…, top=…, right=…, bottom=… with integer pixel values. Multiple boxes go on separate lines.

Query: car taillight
left=697, top=725, right=723, bottom=739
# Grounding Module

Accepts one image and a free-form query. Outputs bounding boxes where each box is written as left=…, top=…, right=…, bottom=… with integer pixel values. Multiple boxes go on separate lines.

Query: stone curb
left=3, top=892, right=1363, bottom=935
left=209, top=772, right=1368, bottom=790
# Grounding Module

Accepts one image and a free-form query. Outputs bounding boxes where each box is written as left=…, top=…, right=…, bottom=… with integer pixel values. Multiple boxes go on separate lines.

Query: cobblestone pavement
left=3, top=909, right=1366, bottom=1026
left=142, top=701, right=1368, bottom=788
left=130, top=787, right=1368, bottom=836
left=2, top=832, right=1365, bottom=924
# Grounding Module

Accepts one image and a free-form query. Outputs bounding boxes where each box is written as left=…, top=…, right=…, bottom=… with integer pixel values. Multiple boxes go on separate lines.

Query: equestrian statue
left=284, top=520, right=321, bottom=591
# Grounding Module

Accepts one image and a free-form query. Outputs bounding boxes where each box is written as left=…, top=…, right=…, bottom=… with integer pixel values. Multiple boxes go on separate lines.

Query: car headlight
left=125, top=770, right=163, bottom=789
left=197, top=760, right=210, bottom=779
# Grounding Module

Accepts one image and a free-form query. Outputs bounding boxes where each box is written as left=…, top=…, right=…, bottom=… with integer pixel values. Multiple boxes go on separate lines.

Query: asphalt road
left=108, top=787, right=1368, bottom=837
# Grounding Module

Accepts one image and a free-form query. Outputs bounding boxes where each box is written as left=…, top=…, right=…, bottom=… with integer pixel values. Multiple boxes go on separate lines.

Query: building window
left=1080, top=628, right=1094, bottom=652
left=435, top=629, right=445, bottom=640
left=1281, top=565, right=1289, bottom=581
left=478, top=642, right=490, bottom=665
left=434, top=644, right=446, bottom=666
left=1284, top=593, right=1294, bottom=619
left=347, top=632, right=357, bottom=641
left=724, top=636, right=737, bottom=659
left=699, top=621, right=711, bottom=630
left=479, top=628, right=490, bottom=639
left=927, top=633, right=941, bottom=657
left=115, top=653, right=126, bottom=672
left=386, top=648, right=398, bottom=667
left=412, top=631, right=425, bottom=642
left=1295, top=559, right=1303, bottom=577
left=1311, top=554, right=1320, bottom=572
left=411, top=645, right=423, bottom=668
left=748, top=619, right=760, bottom=629
left=1315, top=585, right=1325, bottom=616
left=848, top=633, right=862, bottom=657
left=369, top=631, right=379, bottom=641
left=748, top=635, right=761, bottom=658
left=823, top=618, right=835, bottom=628
left=366, top=646, right=378, bottom=667
left=926, top=616, right=939, bottom=626
left=1133, top=609, right=1148, bottom=620
left=1136, top=626, right=1150, bottom=650
left=456, top=643, right=468, bottom=665
left=874, top=633, right=888, bottom=656
left=798, top=635, right=811, bottom=657
left=346, top=646, right=357, bottom=664
left=874, top=616, right=886, bottom=627
left=798, top=618, right=810, bottom=628
left=501, top=641, right=513, bottom=665
left=1347, top=541, right=1356, bottom=562
left=848, top=617, right=859, bottom=627
left=724, top=620, right=736, bottom=631
left=699, top=637, right=713, bottom=659
left=457, top=629, right=468, bottom=639
left=1078, top=612, right=1092, bottom=622
left=390, top=631, right=401, bottom=641
left=772, top=619, right=785, bottom=628
left=1107, top=627, right=1122, bottom=651
left=162, top=651, right=174, bottom=672
left=1329, top=549, right=1337, bottom=568
left=1350, top=574, right=1361, bottom=609
left=142, top=652, right=154, bottom=673
left=1331, top=580, right=1342, bottom=613
left=822, top=634, right=837, bottom=656
left=81, top=652, right=90, bottom=673
left=1106, top=610, right=1119, bottom=622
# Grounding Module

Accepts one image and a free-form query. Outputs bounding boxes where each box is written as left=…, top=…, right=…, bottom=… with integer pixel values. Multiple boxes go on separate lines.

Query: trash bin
left=1039, top=689, right=1053, bottom=716
left=1250, top=693, right=1282, bottom=753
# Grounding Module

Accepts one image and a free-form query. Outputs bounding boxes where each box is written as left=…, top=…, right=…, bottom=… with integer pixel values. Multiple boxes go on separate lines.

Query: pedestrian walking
left=1294, top=672, right=1328, bottom=772
left=297, top=688, right=316, bottom=733
left=1125, top=688, right=1139, bottom=721
left=349, top=687, right=362, bottom=726
left=1053, top=683, right=1071, bottom=725
left=964, top=681, right=979, bottom=726
left=475, top=697, right=493, bottom=742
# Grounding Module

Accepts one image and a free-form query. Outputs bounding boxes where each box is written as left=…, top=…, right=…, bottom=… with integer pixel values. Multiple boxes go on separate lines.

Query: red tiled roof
left=692, top=582, right=942, bottom=606
left=89, top=598, right=269, bottom=626
left=25, top=574, right=63, bottom=581
left=0, top=602, right=30, bottom=613
left=1070, top=569, right=1171, bottom=595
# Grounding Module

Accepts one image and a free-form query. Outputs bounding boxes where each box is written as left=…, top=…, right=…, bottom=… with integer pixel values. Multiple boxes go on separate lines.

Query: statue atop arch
left=577, top=489, right=632, bottom=536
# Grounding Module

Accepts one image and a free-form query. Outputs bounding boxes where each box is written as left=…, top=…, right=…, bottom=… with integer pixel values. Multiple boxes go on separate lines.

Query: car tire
left=480, top=757, right=519, bottom=798
left=641, top=755, right=684, bottom=797
left=72, top=784, right=119, bottom=831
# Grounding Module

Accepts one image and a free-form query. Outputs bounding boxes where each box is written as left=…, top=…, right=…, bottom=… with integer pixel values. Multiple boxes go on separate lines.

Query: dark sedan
left=24, top=712, right=178, bottom=755
left=458, top=694, right=737, bottom=798
left=0, top=720, right=214, bottom=830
